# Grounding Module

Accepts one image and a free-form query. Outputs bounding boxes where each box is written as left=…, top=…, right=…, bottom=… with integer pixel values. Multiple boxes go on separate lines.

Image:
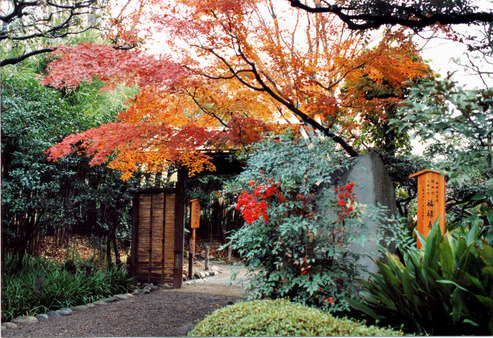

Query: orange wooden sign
left=190, top=199, right=201, bottom=229
left=409, top=169, right=446, bottom=248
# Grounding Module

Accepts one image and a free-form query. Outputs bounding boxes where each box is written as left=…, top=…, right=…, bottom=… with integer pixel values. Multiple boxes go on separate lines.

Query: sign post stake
left=409, top=169, right=446, bottom=248
left=190, top=199, right=201, bottom=256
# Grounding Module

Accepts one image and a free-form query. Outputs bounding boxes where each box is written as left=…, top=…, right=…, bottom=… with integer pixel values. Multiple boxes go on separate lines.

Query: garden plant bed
left=1, top=262, right=248, bottom=337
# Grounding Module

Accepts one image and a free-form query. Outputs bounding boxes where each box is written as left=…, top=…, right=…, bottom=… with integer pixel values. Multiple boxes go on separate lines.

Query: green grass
left=1, top=254, right=136, bottom=322
left=188, top=299, right=407, bottom=336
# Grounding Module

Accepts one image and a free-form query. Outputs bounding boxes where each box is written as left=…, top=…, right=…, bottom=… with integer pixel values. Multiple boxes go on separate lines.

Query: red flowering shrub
left=335, top=182, right=357, bottom=221
left=224, top=134, right=388, bottom=314
left=235, top=179, right=286, bottom=224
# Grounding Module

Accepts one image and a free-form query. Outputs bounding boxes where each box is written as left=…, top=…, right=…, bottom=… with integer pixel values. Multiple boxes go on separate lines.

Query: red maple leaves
left=43, top=43, right=187, bottom=91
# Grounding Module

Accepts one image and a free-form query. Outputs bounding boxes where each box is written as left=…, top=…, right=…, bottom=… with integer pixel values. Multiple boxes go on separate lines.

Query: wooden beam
left=173, top=168, right=187, bottom=288
left=130, top=194, right=139, bottom=277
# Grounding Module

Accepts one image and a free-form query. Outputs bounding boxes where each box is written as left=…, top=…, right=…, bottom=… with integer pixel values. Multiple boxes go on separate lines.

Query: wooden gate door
left=130, top=186, right=184, bottom=288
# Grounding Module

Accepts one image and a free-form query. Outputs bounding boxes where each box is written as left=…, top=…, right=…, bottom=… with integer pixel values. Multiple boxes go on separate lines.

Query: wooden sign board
left=190, top=199, right=201, bottom=229
left=409, top=169, right=446, bottom=248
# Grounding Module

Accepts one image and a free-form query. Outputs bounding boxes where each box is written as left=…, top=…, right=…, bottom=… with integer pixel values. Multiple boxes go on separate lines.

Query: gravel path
left=2, top=263, right=250, bottom=337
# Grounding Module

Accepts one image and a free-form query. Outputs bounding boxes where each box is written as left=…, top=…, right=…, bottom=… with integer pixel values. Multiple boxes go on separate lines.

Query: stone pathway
left=1, top=261, right=250, bottom=336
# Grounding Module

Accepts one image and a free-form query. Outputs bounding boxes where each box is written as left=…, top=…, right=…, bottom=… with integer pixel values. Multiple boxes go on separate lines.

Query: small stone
left=86, top=303, right=96, bottom=308
left=56, top=308, right=73, bottom=316
left=199, top=271, right=207, bottom=278
left=4, top=322, right=17, bottom=329
left=210, top=265, right=220, bottom=272
left=36, top=314, right=50, bottom=321
left=12, top=316, right=38, bottom=325
left=114, top=294, right=130, bottom=300
left=93, top=300, right=109, bottom=306
left=72, top=305, right=90, bottom=311
left=102, top=297, right=117, bottom=303
left=194, top=278, right=205, bottom=283
left=46, top=311, right=61, bottom=318
left=161, top=283, right=173, bottom=289
left=209, top=271, right=217, bottom=276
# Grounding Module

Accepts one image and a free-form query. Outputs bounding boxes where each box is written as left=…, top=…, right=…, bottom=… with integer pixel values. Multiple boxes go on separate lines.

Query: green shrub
left=1, top=254, right=136, bottom=322
left=349, top=222, right=492, bottom=335
left=188, top=299, right=405, bottom=336
left=224, top=133, right=390, bottom=313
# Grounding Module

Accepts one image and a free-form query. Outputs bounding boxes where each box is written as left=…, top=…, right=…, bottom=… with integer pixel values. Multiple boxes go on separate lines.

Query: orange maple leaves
left=43, top=0, right=430, bottom=180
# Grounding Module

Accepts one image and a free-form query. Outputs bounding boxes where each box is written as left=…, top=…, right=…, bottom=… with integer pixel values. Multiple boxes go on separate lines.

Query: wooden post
left=204, top=247, right=209, bottom=271
left=188, top=239, right=193, bottom=279
left=409, top=169, right=446, bottom=248
left=130, top=194, right=139, bottom=277
left=190, top=199, right=201, bottom=256
left=173, top=168, right=186, bottom=289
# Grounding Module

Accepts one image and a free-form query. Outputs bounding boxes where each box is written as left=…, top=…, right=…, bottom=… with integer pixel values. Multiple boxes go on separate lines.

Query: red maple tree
left=44, top=0, right=431, bottom=179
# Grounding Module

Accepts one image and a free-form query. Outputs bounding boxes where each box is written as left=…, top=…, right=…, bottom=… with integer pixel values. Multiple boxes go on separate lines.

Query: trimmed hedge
left=188, top=299, right=406, bottom=336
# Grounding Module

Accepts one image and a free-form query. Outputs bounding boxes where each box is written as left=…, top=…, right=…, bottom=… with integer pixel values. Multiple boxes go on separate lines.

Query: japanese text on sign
left=409, top=169, right=446, bottom=248
left=190, top=199, right=200, bottom=229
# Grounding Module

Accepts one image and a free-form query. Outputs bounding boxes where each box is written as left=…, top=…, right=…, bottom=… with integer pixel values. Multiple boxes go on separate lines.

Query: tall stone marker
left=340, top=153, right=397, bottom=275
left=409, top=169, right=446, bottom=248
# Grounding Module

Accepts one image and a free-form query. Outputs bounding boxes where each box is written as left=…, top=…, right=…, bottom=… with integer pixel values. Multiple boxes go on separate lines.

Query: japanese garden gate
left=129, top=170, right=186, bottom=288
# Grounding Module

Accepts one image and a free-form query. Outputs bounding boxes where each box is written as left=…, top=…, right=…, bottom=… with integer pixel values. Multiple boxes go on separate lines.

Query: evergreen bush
left=224, top=133, right=390, bottom=313
left=188, top=299, right=405, bottom=336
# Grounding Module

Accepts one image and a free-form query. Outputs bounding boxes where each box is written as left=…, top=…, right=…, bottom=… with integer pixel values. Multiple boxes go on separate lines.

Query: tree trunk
left=106, top=229, right=113, bottom=268
left=15, top=213, right=35, bottom=271
left=112, top=231, right=121, bottom=266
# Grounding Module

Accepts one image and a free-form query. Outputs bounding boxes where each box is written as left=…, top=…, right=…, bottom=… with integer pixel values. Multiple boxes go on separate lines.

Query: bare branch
left=1, top=47, right=54, bottom=67
left=288, top=0, right=493, bottom=31
left=1, top=0, right=105, bottom=66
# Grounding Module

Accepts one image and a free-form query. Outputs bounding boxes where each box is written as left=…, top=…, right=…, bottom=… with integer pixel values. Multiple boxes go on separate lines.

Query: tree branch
left=1, top=48, right=55, bottom=67
left=288, top=0, right=493, bottom=30
left=1, top=0, right=103, bottom=66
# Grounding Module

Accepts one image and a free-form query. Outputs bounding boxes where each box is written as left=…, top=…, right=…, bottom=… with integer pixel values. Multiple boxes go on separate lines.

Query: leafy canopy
left=43, top=0, right=430, bottom=179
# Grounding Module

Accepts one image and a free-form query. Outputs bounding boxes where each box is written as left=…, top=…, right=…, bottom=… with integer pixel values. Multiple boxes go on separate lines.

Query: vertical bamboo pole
left=161, top=193, right=165, bottom=285
left=148, top=194, right=153, bottom=283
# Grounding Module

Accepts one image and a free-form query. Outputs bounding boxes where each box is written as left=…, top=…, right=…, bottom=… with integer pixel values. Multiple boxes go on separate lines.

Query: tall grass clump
left=1, top=254, right=136, bottom=322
